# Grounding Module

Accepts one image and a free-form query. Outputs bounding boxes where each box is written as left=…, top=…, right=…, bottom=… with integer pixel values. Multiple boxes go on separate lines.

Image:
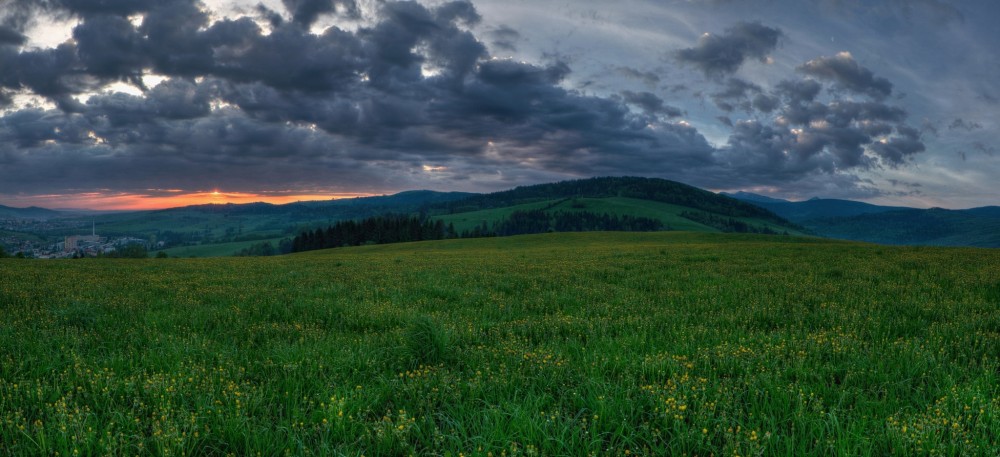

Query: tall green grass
left=1, top=232, right=998, bottom=455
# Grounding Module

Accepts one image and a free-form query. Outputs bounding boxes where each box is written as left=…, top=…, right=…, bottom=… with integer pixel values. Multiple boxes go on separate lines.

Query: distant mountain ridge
left=719, top=191, right=790, bottom=204
left=725, top=192, right=1000, bottom=247
left=724, top=193, right=913, bottom=220
left=0, top=205, right=64, bottom=220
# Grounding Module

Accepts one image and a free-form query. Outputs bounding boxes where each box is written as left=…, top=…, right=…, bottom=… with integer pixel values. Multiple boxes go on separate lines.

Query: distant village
left=1, top=219, right=160, bottom=259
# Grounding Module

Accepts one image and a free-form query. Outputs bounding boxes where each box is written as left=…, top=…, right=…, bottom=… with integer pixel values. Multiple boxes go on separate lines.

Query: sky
left=0, top=0, right=997, bottom=210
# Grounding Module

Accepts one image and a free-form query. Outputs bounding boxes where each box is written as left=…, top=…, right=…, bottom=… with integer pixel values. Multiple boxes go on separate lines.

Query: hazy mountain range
left=722, top=192, right=1000, bottom=247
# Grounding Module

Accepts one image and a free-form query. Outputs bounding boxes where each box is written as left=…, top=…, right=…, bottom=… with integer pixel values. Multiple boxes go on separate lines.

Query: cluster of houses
left=1, top=222, right=155, bottom=258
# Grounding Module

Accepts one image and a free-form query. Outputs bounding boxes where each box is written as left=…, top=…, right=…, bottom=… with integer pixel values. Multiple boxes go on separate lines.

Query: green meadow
left=161, top=238, right=287, bottom=258
left=1, top=232, right=998, bottom=456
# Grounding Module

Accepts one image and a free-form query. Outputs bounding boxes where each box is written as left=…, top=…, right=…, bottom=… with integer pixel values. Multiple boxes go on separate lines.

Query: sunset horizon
left=0, top=190, right=381, bottom=212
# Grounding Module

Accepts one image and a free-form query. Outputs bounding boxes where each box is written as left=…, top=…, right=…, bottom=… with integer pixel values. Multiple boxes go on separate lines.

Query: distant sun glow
left=0, top=191, right=374, bottom=211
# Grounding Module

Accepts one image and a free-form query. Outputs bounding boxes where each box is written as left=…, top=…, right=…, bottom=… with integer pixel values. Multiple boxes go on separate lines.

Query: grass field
left=161, top=238, right=287, bottom=258
left=1, top=232, right=998, bottom=455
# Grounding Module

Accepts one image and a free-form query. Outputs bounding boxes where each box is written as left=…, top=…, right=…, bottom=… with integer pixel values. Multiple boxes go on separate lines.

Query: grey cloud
left=140, top=1, right=215, bottom=77
left=621, top=91, right=683, bottom=117
left=282, top=0, right=359, bottom=27
left=869, top=126, right=924, bottom=165
left=217, top=23, right=367, bottom=92
left=0, top=25, right=26, bottom=45
left=55, top=0, right=163, bottom=16
left=676, top=21, right=782, bottom=77
left=616, top=67, right=661, bottom=87
left=84, top=78, right=217, bottom=127
left=708, top=65, right=924, bottom=187
left=798, top=52, right=892, bottom=99
left=948, top=118, right=983, bottom=131
left=971, top=142, right=996, bottom=157
left=488, top=25, right=520, bottom=52
left=887, top=179, right=922, bottom=188
left=6, top=43, right=96, bottom=111
left=775, top=79, right=822, bottom=104
left=752, top=94, right=779, bottom=113
left=710, top=78, right=761, bottom=112
left=433, top=1, right=480, bottom=25
left=72, top=14, right=147, bottom=86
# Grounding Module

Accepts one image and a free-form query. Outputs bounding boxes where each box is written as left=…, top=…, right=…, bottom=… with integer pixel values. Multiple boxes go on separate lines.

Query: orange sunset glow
left=1, top=191, right=375, bottom=211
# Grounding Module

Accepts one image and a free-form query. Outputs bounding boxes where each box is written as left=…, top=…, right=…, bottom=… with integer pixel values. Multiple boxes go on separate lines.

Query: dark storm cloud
left=798, top=52, right=893, bottom=100
left=0, top=25, right=26, bottom=45
left=72, top=14, right=147, bottom=86
left=0, top=6, right=931, bottom=199
left=676, top=21, right=782, bottom=77
left=4, top=43, right=96, bottom=112
left=282, top=0, right=359, bottom=26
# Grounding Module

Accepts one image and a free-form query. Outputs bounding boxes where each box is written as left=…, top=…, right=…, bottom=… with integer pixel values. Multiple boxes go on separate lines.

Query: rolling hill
left=428, top=177, right=805, bottom=236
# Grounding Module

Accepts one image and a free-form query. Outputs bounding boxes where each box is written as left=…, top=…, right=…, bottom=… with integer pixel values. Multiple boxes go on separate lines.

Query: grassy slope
left=433, top=197, right=805, bottom=234
left=161, top=237, right=286, bottom=258
left=1, top=232, right=999, bottom=455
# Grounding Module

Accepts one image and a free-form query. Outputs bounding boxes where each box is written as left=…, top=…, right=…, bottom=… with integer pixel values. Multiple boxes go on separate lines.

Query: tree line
left=291, top=215, right=453, bottom=252
left=287, top=210, right=666, bottom=254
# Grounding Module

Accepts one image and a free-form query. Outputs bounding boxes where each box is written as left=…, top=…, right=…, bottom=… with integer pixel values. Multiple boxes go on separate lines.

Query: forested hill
left=433, top=177, right=789, bottom=224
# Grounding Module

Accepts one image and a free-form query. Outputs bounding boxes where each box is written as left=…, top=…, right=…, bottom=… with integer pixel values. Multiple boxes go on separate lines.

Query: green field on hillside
left=432, top=197, right=716, bottom=233
left=161, top=238, right=287, bottom=258
left=432, top=197, right=804, bottom=235
left=1, top=233, right=998, bottom=455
